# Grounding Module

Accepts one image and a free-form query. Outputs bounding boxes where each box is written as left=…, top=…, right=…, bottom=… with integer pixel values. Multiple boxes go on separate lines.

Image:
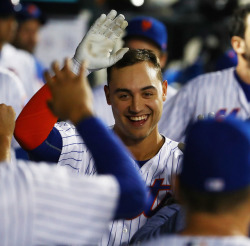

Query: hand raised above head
left=45, top=58, right=93, bottom=124
left=73, top=9, right=129, bottom=73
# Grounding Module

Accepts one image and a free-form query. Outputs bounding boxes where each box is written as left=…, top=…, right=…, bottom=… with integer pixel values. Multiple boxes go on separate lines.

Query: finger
left=208, top=112, right=215, bottom=118
left=120, top=20, right=128, bottom=29
left=63, top=57, right=72, bottom=72
left=109, top=25, right=125, bottom=40
left=178, top=142, right=185, bottom=152
left=46, top=100, right=57, bottom=116
left=197, top=114, right=205, bottom=121
left=109, top=48, right=129, bottom=65
left=98, top=10, right=118, bottom=35
left=90, top=14, right=107, bottom=34
left=78, top=61, right=88, bottom=79
left=44, top=70, right=54, bottom=88
left=114, top=14, right=125, bottom=27
left=106, top=9, right=117, bottom=21
left=51, top=61, right=60, bottom=75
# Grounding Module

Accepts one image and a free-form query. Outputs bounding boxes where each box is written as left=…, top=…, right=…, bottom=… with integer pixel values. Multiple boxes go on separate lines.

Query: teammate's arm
left=14, top=84, right=62, bottom=162
left=0, top=104, right=16, bottom=162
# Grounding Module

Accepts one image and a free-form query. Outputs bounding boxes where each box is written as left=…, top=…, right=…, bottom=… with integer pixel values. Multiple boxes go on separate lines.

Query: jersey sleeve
left=158, top=81, right=198, bottom=143
left=0, top=160, right=119, bottom=246
left=14, top=84, right=58, bottom=150
left=129, top=203, right=185, bottom=244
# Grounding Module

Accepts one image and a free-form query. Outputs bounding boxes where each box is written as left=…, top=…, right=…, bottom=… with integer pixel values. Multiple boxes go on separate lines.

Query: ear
left=231, top=36, right=246, bottom=55
left=162, top=80, right=168, bottom=102
left=104, top=85, right=111, bottom=105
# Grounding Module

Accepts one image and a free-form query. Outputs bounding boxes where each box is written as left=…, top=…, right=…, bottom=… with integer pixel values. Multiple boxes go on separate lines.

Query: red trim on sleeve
left=14, top=84, right=58, bottom=150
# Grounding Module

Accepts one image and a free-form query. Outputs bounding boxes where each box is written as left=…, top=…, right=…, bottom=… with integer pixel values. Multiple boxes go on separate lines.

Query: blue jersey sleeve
left=29, top=127, right=62, bottom=163
left=129, top=203, right=185, bottom=244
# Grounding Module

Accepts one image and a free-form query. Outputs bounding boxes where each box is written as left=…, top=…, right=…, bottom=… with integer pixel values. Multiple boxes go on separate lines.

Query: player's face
left=15, top=19, right=41, bottom=53
left=105, top=62, right=167, bottom=143
left=0, top=16, right=17, bottom=45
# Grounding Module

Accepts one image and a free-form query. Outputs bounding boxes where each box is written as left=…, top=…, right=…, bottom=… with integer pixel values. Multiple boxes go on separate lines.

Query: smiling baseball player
left=14, top=10, right=183, bottom=246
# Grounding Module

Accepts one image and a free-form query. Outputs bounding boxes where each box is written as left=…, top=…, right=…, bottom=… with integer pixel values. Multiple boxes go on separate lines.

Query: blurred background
left=11, top=0, right=250, bottom=86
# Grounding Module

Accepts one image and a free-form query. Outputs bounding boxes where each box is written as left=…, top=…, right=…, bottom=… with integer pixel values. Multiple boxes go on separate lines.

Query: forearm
left=0, top=135, right=12, bottom=162
left=14, top=84, right=58, bottom=150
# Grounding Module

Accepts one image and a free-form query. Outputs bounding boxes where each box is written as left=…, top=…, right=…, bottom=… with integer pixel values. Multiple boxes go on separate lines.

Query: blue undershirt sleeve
left=76, top=117, right=147, bottom=219
left=28, top=127, right=62, bottom=163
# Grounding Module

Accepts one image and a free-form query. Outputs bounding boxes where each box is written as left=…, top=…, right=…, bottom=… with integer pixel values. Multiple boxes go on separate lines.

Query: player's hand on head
left=0, top=104, right=16, bottom=139
left=45, top=58, right=94, bottom=124
left=73, top=9, right=129, bottom=72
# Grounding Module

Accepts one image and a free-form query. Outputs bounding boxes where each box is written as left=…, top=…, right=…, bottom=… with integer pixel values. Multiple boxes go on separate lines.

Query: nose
left=129, top=95, right=143, bottom=114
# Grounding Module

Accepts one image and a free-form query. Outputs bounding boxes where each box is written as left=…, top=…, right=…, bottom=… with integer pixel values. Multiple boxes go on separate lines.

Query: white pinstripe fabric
left=0, top=67, right=27, bottom=117
left=0, top=67, right=27, bottom=149
left=138, top=235, right=250, bottom=246
left=0, top=160, right=119, bottom=246
left=55, top=121, right=183, bottom=246
left=158, top=67, right=250, bottom=142
left=0, top=44, right=43, bottom=101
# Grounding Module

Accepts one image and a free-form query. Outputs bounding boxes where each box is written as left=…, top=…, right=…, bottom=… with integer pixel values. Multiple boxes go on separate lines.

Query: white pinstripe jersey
left=0, top=159, right=119, bottom=246
left=0, top=44, right=43, bottom=101
left=138, top=235, right=250, bottom=246
left=0, top=67, right=27, bottom=149
left=158, top=67, right=250, bottom=142
left=55, top=121, right=183, bottom=246
left=93, top=84, right=178, bottom=127
left=0, top=67, right=27, bottom=117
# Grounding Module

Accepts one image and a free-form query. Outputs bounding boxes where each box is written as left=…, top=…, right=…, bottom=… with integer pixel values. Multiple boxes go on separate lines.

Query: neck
left=114, top=127, right=165, bottom=161
left=236, top=58, right=250, bottom=85
left=180, top=211, right=249, bottom=237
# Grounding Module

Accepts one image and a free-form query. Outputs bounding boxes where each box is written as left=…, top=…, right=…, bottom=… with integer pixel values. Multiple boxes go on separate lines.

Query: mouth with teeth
left=127, top=114, right=149, bottom=127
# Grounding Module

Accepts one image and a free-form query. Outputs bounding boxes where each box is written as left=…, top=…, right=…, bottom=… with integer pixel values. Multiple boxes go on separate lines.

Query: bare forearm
left=0, top=135, right=12, bottom=162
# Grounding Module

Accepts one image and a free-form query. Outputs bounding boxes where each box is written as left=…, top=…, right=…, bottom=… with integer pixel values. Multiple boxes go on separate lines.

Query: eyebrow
left=114, top=86, right=157, bottom=94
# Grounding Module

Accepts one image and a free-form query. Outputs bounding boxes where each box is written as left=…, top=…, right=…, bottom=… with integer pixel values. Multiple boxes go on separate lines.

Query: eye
left=143, top=91, right=154, bottom=98
left=118, top=93, right=130, bottom=100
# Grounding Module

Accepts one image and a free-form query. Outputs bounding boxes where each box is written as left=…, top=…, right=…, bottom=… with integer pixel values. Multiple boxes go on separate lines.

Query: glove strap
left=71, top=58, right=91, bottom=76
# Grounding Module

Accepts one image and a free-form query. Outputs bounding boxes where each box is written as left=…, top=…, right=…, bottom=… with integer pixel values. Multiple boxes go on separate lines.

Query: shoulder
left=0, top=66, right=22, bottom=82
left=3, top=44, right=35, bottom=65
left=0, top=66, right=26, bottom=92
left=186, top=68, right=235, bottom=87
left=162, top=136, right=183, bottom=155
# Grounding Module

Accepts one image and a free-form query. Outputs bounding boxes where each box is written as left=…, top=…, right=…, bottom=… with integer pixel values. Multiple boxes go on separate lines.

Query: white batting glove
left=72, top=9, right=129, bottom=75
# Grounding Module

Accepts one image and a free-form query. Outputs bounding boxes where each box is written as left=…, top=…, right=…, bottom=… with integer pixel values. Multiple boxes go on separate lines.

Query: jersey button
left=123, top=228, right=128, bottom=233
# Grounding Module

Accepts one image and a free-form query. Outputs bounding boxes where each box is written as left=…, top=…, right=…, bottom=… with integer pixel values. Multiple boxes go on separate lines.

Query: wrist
left=71, top=58, right=91, bottom=76
left=69, top=106, right=94, bottom=125
left=0, top=134, right=12, bottom=162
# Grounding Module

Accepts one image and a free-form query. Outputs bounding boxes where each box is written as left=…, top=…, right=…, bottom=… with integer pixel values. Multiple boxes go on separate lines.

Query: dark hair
left=228, top=4, right=250, bottom=38
left=179, top=181, right=250, bottom=214
left=107, top=49, right=162, bottom=85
